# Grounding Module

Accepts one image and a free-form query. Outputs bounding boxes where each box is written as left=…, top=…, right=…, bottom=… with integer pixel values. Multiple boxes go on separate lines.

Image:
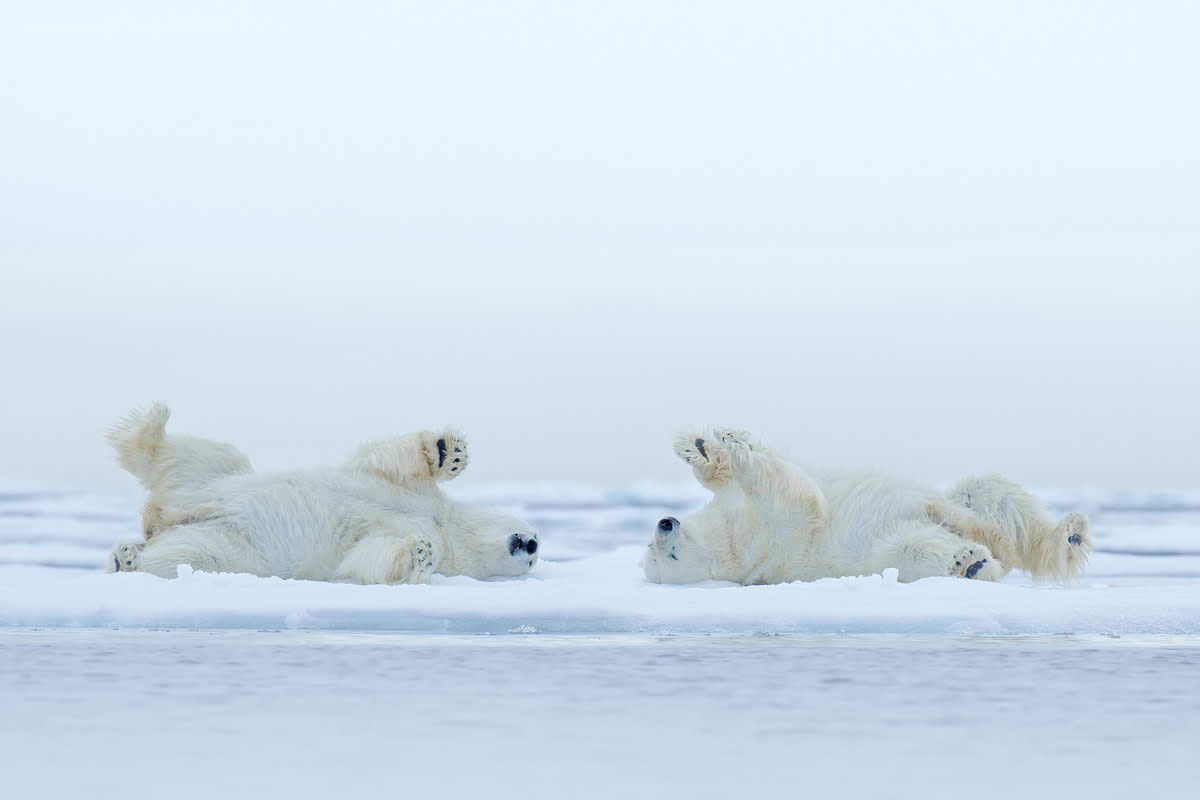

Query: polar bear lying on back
left=106, top=404, right=539, bottom=583
left=644, top=429, right=1092, bottom=585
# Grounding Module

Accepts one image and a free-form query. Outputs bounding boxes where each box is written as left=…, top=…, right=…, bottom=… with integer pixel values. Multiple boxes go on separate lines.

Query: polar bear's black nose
left=508, top=534, right=538, bottom=556
left=658, top=517, right=679, bottom=535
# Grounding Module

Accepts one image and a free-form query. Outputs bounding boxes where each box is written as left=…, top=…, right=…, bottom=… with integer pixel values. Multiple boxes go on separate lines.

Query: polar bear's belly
left=213, top=479, right=359, bottom=578
left=817, top=475, right=942, bottom=565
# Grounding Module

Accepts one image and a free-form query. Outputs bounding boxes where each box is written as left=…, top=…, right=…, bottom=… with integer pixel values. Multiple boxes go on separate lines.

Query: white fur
left=643, top=429, right=1092, bottom=585
left=106, top=404, right=539, bottom=583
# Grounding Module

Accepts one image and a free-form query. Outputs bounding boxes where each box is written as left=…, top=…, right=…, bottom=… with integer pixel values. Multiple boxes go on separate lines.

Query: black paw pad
left=1068, top=533, right=1082, bottom=546
left=964, top=558, right=988, bottom=579
left=694, top=439, right=708, bottom=461
left=436, top=438, right=447, bottom=468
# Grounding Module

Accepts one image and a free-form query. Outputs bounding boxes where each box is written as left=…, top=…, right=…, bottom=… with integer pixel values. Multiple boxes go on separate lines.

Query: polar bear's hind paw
left=412, top=537, right=436, bottom=582
left=951, top=545, right=1003, bottom=581
left=108, top=543, right=141, bottom=573
left=384, top=537, right=437, bottom=584
left=1061, top=513, right=1089, bottom=548
left=1048, top=512, right=1092, bottom=581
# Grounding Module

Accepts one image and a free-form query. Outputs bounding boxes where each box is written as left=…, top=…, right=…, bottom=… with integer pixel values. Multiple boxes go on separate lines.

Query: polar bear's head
left=444, top=505, right=540, bottom=580
left=641, top=509, right=729, bottom=584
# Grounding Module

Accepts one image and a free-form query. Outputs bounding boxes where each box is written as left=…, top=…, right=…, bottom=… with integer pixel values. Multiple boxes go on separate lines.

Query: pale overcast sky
left=2, top=2, right=1198, bottom=488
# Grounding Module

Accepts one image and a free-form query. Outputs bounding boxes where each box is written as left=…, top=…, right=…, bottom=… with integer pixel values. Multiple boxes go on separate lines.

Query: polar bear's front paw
left=108, top=543, right=141, bottom=573
left=950, top=544, right=1002, bottom=581
left=425, top=430, right=468, bottom=482
left=673, top=432, right=732, bottom=485
left=674, top=432, right=716, bottom=466
left=713, top=428, right=755, bottom=469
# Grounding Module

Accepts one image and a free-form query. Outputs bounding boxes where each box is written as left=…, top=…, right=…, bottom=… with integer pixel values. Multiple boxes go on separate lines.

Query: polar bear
left=643, top=429, right=1092, bottom=585
left=106, top=404, right=539, bottom=583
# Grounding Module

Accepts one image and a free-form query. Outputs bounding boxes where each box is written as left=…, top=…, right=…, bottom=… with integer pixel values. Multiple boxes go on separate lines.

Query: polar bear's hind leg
left=131, top=524, right=263, bottom=579
left=946, top=475, right=1093, bottom=581
left=1033, top=512, right=1093, bottom=582
left=109, top=404, right=253, bottom=492
left=924, top=499, right=1014, bottom=578
left=108, top=404, right=172, bottom=486
left=870, top=523, right=1004, bottom=582
left=334, top=534, right=440, bottom=584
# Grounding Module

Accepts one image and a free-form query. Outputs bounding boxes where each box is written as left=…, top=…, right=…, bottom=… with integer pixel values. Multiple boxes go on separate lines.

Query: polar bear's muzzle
left=507, top=533, right=538, bottom=556
left=644, top=516, right=697, bottom=581
left=655, top=518, right=681, bottom=561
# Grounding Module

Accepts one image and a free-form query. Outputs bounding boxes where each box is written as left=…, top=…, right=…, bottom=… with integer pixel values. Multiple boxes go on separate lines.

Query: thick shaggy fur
left=106, top=405, right=539, bottom=583
left=643, top=429, right=1092, bottom=585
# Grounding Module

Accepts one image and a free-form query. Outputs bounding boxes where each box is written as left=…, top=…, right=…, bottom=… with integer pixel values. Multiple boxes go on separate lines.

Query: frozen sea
left=2, top=481, right=1200, bottom=798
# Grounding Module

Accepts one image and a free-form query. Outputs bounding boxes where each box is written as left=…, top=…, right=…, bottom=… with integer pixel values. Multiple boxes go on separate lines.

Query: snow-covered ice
left=2, top=480, right=1199, bottom=798
left=2, top=480, right=1199, bottom=635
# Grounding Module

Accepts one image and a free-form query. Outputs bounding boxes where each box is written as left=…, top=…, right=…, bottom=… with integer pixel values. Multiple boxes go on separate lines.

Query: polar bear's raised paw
left=1058, top=513, right=1090, bottom=549
left=1041, top=512, right=1093, bottom=581
left=426, top=430, right=468, bottom=482
left=673, top=432, right=733, bottom=490
left=674, top=433, right=715, bottom=466
left=713, top=428, right=756, bottom=469
left=108, top=543, right=141, bottom=573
